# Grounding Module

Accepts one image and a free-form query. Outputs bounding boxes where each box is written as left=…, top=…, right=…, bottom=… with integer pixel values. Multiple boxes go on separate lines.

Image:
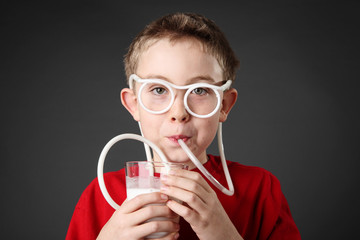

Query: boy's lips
left=167, top=135, right=190, bottom=144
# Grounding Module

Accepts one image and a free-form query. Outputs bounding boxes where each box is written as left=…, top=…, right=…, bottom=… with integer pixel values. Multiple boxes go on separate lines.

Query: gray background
left=1, top=0, right=359, bottom=239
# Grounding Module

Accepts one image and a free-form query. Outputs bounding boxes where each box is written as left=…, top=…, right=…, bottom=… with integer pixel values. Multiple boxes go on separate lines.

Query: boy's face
left=122, top=38, right=236, bottom=168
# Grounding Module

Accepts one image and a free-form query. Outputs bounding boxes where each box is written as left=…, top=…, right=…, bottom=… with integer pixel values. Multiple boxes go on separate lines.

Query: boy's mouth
left=168, top=135, right=190, bottom=144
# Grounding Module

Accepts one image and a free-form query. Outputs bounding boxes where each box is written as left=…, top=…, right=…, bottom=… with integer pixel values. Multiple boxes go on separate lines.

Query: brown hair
left=124, top=12, right=239, bottom=84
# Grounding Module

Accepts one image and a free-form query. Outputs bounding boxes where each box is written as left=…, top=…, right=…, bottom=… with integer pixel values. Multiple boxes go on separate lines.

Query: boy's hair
left=124, top=12, right=239, bottom=84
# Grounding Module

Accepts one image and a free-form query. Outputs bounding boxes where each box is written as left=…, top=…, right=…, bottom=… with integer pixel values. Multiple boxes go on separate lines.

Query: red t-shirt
left=66, top=155, right=300, bottom=239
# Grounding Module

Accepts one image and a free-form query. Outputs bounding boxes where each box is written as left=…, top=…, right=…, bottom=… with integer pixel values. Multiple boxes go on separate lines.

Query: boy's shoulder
left=87, top=168, right=126, bottom=189
left=209, top=154, right=274, bottom=175
left=79, top=169, right=127, bottom=206
left=208, top=154, right=281, bottom=188
left=229, top=159, right=275, bottom=178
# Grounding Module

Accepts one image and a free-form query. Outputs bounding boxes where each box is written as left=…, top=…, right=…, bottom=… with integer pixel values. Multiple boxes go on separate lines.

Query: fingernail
left=161, top=186, right=168, bottom=192
left=160, top=193, right=168, bottom=200
left=174, top=232, right=180, bottom=239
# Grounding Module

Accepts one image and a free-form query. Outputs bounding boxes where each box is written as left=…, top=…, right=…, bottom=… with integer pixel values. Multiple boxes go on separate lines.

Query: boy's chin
left=163, top=150, right=191, bottom=163
left=153, top=145, right=206, bottom=169
left=166, top=153, right=190, bottom=164
left=162, top=150, right=203, bottom=170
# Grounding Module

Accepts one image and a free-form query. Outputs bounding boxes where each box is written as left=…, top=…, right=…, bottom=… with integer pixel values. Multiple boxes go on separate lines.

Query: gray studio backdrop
left=2, top=1, right=359, bottom=239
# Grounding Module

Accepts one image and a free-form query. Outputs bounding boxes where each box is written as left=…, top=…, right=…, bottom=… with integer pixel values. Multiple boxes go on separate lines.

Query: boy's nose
left=170, top=97, right=190, bottom=123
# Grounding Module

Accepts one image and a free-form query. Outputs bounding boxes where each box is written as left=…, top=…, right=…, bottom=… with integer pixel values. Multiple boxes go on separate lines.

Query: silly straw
left=97, top=133, right=169, bottom=209
left=177, top=123, right=234, bottom=196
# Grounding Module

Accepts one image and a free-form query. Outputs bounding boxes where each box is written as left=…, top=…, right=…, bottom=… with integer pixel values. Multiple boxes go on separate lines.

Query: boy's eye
left=151, top=87, right=167, bottom=95
left=191, top=88, right=208, bottom=95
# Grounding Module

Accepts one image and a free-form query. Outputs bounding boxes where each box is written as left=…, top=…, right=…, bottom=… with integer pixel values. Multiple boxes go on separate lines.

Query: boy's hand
left=97, top=192, right=180, bottom=240
left=161, top=169, right=244, bottom=240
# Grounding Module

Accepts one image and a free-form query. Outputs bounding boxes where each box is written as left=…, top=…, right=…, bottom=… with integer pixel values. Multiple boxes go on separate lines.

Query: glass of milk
left=126, top=161, right=188, bottom=239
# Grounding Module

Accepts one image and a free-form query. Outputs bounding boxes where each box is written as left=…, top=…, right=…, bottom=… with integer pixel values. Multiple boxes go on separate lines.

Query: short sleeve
left=66, top=170, right=127, bottom=240
left=259, top=173, right=301, bottom=240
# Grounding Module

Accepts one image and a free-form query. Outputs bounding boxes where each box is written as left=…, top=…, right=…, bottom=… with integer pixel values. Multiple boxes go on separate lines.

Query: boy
left=66, top=13, right=301, bottom=239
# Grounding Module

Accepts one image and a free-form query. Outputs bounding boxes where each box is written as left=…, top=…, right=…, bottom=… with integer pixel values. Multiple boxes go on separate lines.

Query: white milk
left=126, top=187, right=160, bottom=200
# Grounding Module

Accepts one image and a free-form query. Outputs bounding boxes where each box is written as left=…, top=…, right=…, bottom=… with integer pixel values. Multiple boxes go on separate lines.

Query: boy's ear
left=219, top=88, right=238, bottom=122
left=120, top=88, right=140, bottom=121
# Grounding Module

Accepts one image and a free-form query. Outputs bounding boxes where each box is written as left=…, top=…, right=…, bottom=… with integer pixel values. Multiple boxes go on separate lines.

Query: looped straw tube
left=97, top=133, right=168, bottom=209
left=139, top=122, right=234, bottom=196
left=178, top=123, right=234, bottom=196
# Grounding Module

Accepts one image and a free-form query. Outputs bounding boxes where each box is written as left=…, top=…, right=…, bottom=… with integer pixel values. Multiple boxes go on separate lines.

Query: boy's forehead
left=136, top=38, right=223, bottom=85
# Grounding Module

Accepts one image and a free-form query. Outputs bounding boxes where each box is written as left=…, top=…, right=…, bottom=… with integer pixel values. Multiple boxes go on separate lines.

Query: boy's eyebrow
left=190, top=75, right=216, bottom=83
left=143, top=74, right=169, bottom=81
left=143, top=74, right=217, bottom=84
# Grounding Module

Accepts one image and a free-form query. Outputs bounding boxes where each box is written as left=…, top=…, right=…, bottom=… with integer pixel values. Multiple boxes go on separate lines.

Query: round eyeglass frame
left=129, top=74, right=232, bottom=118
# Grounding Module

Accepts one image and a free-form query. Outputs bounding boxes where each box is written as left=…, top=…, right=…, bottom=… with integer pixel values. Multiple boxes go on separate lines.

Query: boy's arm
left=66, top=179, right=109, bottom=240
left=259, top=174, right=301, bottom=240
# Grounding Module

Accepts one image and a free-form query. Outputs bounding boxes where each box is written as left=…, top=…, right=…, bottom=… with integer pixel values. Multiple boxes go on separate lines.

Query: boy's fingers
left=166, top=199, right=199, bottom=225
left=120, top=192, right=169, bottom=213
left=161, top=184, right=207, bottom=213
left=132, top=220, right=180, bottom=239
left=162, top=174, right=209, bottom=202
left=128, top=204, right=178, bottom=226
left=164, top=232, right=180, bottom=240
left=165, top=169, right=213, bottom=193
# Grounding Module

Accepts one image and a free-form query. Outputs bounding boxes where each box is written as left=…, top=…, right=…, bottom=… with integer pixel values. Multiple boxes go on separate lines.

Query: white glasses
left=129, top=74, right=232, bottom=118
